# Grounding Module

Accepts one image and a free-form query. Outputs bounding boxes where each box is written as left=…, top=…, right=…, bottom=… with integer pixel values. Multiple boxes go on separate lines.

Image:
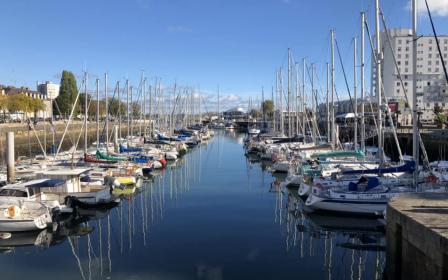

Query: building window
left=397, top=89, right=400, bottom=93
left=404, top=82, right=408, bottom=86
left=405, top=61, right=409, bottom=66
left=436, top=68, right=439, bottom=72
left=398, top=39, right=402, bottom=44
left=436, top=60, right=439, bottom=65
left=405, top=54, right=409, bottom=58
left=398, top=54, right=402, bottom=59
left=396, top=82, right=400, bottom=86
left=406, top=47, right=409, bottom=51
left=405, top=68, right=408, bottom=72
left=429, top=61, right=432, bottom=65
left=398, top=61, right=401, bottom=65
left=429, top=54, right=432, bottom=58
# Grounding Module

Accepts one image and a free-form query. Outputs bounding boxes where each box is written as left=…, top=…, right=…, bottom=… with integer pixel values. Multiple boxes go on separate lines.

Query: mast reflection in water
left=0, top=131, right=385, bottom=279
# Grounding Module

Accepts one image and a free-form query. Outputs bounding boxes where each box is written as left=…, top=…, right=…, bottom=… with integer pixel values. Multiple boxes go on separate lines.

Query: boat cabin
left=0, top=179, right=66, bottom=202
left=36, top=168, right=92, bottom=193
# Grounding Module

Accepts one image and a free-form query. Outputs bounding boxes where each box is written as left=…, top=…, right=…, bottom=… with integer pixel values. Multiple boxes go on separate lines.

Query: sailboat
left=303, top=0, right=430, bottom=216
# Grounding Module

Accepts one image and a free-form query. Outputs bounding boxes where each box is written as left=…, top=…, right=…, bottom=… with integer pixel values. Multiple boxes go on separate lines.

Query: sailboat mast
left=96, top=78, right=100, bottom=149
left=130, top=86, right=133, bottom=139
left=217, top=85, right=220, bottom=121
left=360, top=12, right=366, bottom=152
left=354, top=37, right=358, bottom=150
left=275, top=71, right=279, bottom=133
left=139, top=74, right=144, bottom=137
left=105, top=73, right=109, bottom=152
left=143, top=78, right=147, bottom=136
left=302, top=59, right=306, bottom=137
left=311, top=64, right=316, bottom=144
left=375, top=0, right=384, bottom=163
left=279, top=69, right=284, bottom=135
left=117, top=82, right=121, bottom=141
left=272, top=86, right=275, bottom=133
left=326, top=63, right=330, bottom=142
left=126, top=80, right=130, bottom=146
left=331, top=29, right=336, bottom=149
left=295, top=63, right=299, bottom=135
left=262, top=86, right=265, bottom=125
left=287, top=48, right=292, bottom=137
left=412, top=0, right=419, bottom=186
left=84, top=72, right=88, bottom=154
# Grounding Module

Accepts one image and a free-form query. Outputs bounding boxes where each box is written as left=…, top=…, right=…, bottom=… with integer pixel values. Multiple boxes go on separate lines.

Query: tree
left=435, top=113, right=446, bottom=128
left=7, top=94, right=27, bottom=113
left=108, top=98, right=126, bottom=117
left=79, top=93, right=92, bottom=119
left=0, top=95, right=7, bottom=121
left=434, top=103, right=443, bottom=115
left=88, top=99, right=107, bottom=119
left=262, top=100, right=274, bottom=119
left=29, top=98, right=45, bottom=115
left=249, top=109, right=261, bottom=119
left=54, top=70, right=78, bottom=117
left=131, top=102, right=141, bottom=118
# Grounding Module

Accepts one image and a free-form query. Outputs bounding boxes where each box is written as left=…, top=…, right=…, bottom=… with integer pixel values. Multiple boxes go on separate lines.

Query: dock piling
left=6, top=131, right=15, bottom=183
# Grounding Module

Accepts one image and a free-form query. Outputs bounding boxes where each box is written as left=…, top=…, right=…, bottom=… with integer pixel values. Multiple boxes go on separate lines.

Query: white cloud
left=407, top=0, right=448, bottom=17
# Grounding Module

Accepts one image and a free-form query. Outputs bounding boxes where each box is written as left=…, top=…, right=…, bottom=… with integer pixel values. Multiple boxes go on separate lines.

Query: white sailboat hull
left=0, top=216, right=48, bottom=232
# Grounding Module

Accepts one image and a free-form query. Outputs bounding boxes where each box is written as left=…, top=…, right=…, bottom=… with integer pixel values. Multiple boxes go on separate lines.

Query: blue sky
left=1, top=0, right=448, bottom=110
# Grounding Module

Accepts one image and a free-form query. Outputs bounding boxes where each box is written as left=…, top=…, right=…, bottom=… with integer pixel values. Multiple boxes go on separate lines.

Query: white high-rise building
left=37, top=81, right=60, bottom=100
left=371, top=28, right=448, bottom=124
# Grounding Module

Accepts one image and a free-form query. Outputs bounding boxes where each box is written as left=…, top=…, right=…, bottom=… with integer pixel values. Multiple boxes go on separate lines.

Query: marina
left=0, top=131, right=387, bottom=280
left=1, top=0, right=448, bottom=278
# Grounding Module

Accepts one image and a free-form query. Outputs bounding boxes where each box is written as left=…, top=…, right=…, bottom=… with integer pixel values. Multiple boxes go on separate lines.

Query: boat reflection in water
left=283, top=185, right=385, bottom=280
left=245, top=150, right=385, bottom=280
left=0, top=210, right=96, bottom=254
left=0, top=141, right=203, bottom=280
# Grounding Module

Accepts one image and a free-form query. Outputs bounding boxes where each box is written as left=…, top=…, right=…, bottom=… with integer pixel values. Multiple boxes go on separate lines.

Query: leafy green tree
left=79, top=93, right=92, bottom=119
left=131, top=102, right=141, bottom=118
left=54, top=70, right=78, bottom=117
left=249, top=109, right=261, bottom=119
left=0, top=95, right=8, bottom=121
left=88, top=99, right=107, bottom=119
left=29, top=98, right=45, bottom=115
left=262, top=100, right=274, bottom=119
left=435, top=113, right=446, bottom=128
left=108, top=98, right=126, bottom=117
left=6, top=94, right=27, bottom=113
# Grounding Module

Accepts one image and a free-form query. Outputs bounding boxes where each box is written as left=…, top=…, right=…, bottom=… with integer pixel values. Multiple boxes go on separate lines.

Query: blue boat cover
left=342, top=161, right=415, bottom=175
left=119, top=144, right=143, bottom=153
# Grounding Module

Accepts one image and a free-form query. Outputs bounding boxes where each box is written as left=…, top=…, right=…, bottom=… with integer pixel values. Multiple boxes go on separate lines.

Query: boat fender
left=4, top=205, right=21, bottom=218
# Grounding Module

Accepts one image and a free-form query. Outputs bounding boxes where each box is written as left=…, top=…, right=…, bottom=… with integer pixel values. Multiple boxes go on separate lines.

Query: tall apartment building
left=37, top=81, right=60, bottom=100
left=371, top=28, right=448, bottom=124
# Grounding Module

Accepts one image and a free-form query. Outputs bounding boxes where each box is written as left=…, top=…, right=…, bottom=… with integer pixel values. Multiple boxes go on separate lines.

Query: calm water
left=0, top=131, right=385, bottom=280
